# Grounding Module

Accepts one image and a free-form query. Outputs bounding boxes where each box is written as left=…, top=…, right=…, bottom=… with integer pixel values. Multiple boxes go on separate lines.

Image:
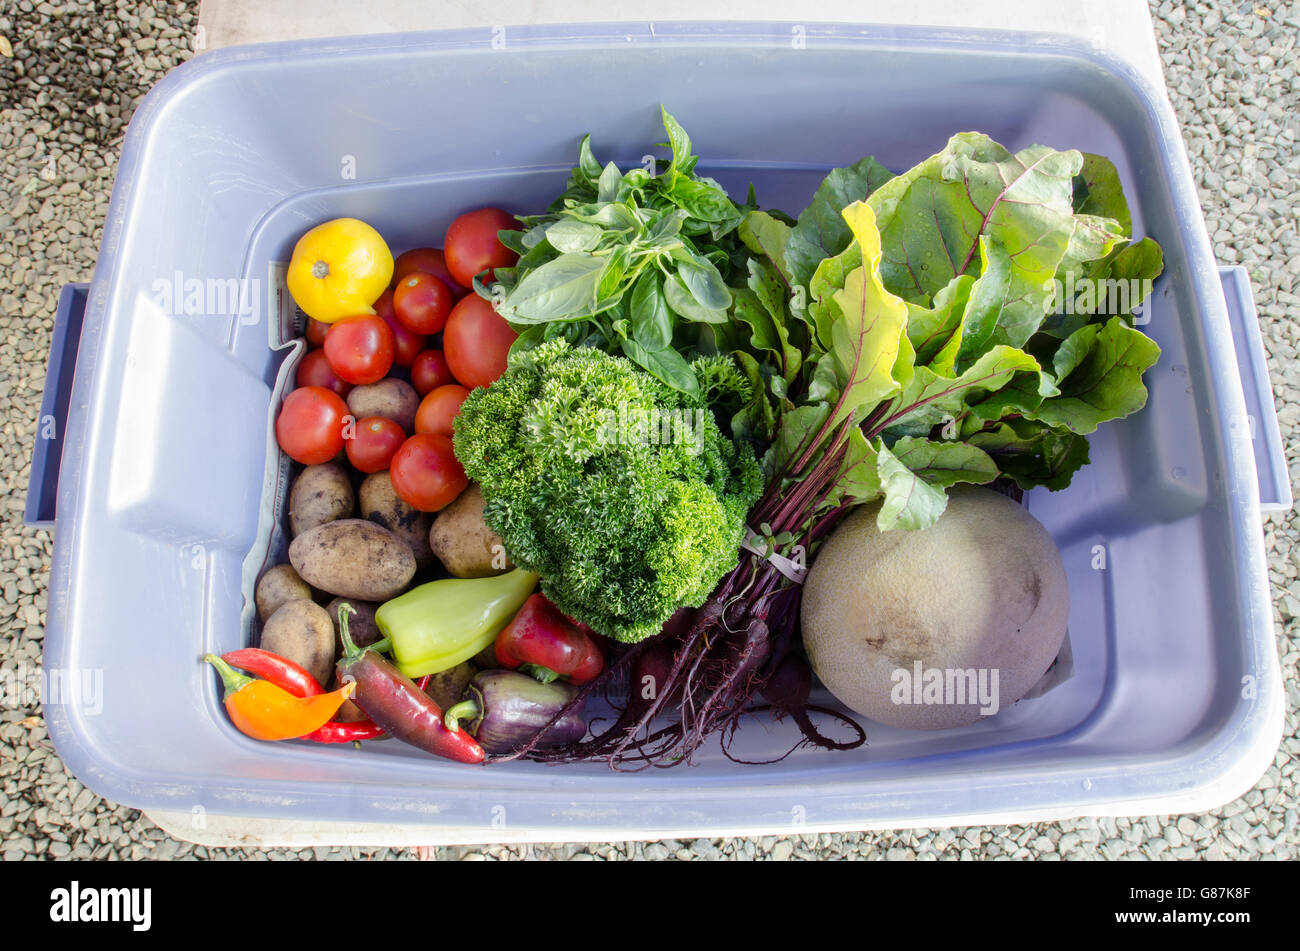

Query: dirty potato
left=259, top=598, right=336, bottom=688
left=347, top=379, right=419, bottom=435
left=289, top=463, right=355, bottom=537
left=359, top=471, right=435, bottom=569
left=255, top=563, right=313, bottom=623
left=288, top=519, right=416, bottom=601
left=428, top=483, right=511, bottom=578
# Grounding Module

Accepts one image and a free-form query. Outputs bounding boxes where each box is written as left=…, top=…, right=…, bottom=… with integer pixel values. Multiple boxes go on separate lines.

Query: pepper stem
left=203, top=653, right=254, bottom=699
left=444, top=699, right=480, bottom=734
left=337, top=604, right=361, bottom=659
left=312, top=260, right=329, bottom=279
left=519, top=663, right=560, bottom=685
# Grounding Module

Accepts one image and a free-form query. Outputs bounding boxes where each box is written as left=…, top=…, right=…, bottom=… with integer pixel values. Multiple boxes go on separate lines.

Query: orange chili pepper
left=203, top=653, right=356, bottom=741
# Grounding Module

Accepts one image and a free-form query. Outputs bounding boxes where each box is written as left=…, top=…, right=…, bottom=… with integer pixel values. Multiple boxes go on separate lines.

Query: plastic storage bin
left=33, top=22, right=1291, bottom=841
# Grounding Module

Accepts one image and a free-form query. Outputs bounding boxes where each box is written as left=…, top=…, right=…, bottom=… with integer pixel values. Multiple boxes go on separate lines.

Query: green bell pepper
left=375, top=568, right=539, bottom=679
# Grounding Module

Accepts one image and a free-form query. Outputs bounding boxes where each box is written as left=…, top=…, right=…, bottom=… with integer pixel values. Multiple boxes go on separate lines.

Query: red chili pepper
left=222, top=648, right=324, bottom=697
left=336, top=605, right=484, bottom=764
left=307, top=719, right=388, bottom=743
left=494, top=593, right=606, bottom=685
left=223, top=646, right=388, bottom=744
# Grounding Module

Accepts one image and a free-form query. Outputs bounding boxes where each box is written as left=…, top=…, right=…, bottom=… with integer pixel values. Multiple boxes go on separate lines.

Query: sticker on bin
left=268, top=260, right=307, bottom=348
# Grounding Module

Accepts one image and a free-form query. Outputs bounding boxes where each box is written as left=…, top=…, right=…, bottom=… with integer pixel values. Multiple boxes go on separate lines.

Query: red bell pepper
left=494, top=594, right=606, bottom=685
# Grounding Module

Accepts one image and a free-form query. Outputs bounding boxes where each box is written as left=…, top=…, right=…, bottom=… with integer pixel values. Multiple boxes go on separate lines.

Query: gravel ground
left=0, top=0, right=1295, bottom=861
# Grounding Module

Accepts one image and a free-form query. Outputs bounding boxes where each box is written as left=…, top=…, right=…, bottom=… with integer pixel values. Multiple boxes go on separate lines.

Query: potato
left=289, top=519, right=416, bottom=601
left=289, top=463, right=355, bottom=537
left=801, top=487, right=1069, bottom=731
left=422, top=661, right=475, bottom=711
left=325, top=597, right=382, bottom=648
left=359, top=471, right=435, bottom=569
left=347, top=379, right=419, bottom=434
left=255, top=563, right=312, bottom=623
left=472, top=643, right=500, bottom=669
left=428, top=483, right=512, bottom=578
left=259, top=599, right=336, bottom=688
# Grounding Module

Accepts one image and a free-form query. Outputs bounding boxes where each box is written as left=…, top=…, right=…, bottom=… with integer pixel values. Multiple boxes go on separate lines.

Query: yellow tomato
left=286, top=218, right=394, bottom=323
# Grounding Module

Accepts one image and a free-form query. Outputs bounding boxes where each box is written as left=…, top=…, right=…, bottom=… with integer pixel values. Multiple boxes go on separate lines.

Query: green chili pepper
left=375, top=568, right=539, bottom=679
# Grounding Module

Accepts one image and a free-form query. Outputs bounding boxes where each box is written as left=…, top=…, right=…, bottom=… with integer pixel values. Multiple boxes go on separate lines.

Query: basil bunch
left=487, top=107, right=756, bottom=397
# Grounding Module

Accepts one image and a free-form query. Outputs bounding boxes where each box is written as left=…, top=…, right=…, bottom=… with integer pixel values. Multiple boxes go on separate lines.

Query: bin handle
left=25, top=283, right=89, bottom=528
left=1219, top=266, right=1293, bottom=514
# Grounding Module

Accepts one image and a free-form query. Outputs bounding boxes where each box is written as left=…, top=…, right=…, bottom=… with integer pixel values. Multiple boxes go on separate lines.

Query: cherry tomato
left=410, top=349, right=454, bottom=395
left=443, top=208, right=520, bottom=288
left=294, top=348, right=352, bottom=399
left=393, top=247, right=469, bottom=299
left=275, top=386, right=349, bottom=465
left=393, top=272, right=453, bottom=336
left=415, top=384, right=470, bottom=438
left=345, top=416, right=407, bottom=473
left=323, top=314, right=395, bottom=385
left=389, top=433, right=467, bottom=512
left=443, top=294, right=518, bottom=389
left=305, top=318, right=331, bottom=348
left=372, top=287, right=397, bottom=321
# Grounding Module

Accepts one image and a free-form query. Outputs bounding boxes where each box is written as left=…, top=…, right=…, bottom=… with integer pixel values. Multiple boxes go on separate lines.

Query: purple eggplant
left=443, top=669, right=587, bottom=754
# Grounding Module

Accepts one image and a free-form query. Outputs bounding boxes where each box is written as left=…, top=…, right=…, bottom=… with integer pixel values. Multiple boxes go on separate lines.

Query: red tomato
left=393, top=247, right=469, bottom=299
left=373, top=289, right=427, bottom=368
left=393, top=272, right=453, bottom=335
left=372, top=287, right=396, bottom=322
left=409, top=349, right=455, bottom=395
left=276, top=386, right=349, bottom=465
left=305, top=318, right=331, bottom=348
left=444, top=294, right=518, bottom=389
left=443, top=208, right=520, bottom=288
left=345, top=416, right=407, bottom=473
left=294, top=348, right=352, bottom=399
left=323, top=314, right=395, bottom=385
left=415, top=384, right=470, bottom=438
left=389, top=433, right=467, bottom=512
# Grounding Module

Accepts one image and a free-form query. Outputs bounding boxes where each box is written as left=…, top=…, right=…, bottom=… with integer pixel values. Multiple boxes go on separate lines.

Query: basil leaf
left=545, top=219, right=604, bottom=253
left=661, top=106, right=692, bottom=174
left=619, top=335, right=700, bottom=396
left=664, top=271, right=728, bottom=324
left=597, top=161, right=623, bottom=203
left=629, top=271, right=672, bottom=350
left=675, top=255, right=731, bottom=312
left=498, top=252, right=607, bottom=323
left=577, top=133, right=603, bottom=184
left=667, top=178, right=740, bottom=224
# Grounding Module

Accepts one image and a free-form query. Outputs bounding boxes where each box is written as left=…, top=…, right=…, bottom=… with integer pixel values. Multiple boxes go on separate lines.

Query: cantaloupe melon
left=801, top=486, right=1069, bottom=730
